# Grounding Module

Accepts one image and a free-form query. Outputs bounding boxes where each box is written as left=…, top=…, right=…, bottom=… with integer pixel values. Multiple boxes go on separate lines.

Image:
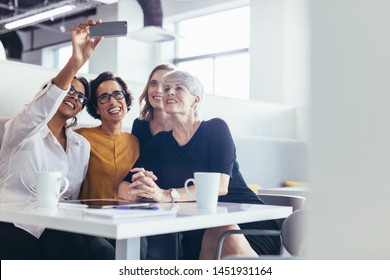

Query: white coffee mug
left=184, top=172, right=220, bottom=209
left=35, top=171, right=69, bottom=208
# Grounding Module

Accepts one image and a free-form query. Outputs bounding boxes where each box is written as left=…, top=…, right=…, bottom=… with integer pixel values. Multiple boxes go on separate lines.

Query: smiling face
left=162, top=80, right=200, bottom=117
left=57, top=79, right=85, bottom=119
left=95, top=80, right=127, bottom=124
left=147, top=69, right=170, bottom=111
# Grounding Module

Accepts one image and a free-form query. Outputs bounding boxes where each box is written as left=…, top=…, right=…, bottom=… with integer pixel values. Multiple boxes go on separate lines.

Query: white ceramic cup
left=184, top=172, right=220, bottom=209
left=35, top=171, right=69, bottom=208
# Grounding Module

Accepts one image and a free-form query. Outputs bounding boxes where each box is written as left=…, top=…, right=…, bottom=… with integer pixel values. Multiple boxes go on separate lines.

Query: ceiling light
left=4, top=5, right=75, bottom=31
left=129, top=26, right=181, bottom=43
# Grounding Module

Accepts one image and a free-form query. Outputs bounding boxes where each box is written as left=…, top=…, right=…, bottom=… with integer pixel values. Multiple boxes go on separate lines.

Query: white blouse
left=0, top=80, right=90, bottom=238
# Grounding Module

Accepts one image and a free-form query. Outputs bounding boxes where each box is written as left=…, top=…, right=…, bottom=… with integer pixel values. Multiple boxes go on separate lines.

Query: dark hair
left=86, top=71, right=133, bottom=120
left=66, top=75, right=90, bottom=128
left=75, top=76, right=90, bottom=107
left=139, top=64, right=176, bottom=121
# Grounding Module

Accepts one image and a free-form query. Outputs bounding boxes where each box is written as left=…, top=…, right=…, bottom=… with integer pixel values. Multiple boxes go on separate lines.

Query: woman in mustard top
left=76, top=71, right=139, bottom=199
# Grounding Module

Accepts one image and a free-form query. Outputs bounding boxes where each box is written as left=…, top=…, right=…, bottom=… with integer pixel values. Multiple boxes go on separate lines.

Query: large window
left=174, top=6, right=250, bottom=99
left=43, top=43, right=89, bottom=73
left=55, top=44, right=89, bottom=73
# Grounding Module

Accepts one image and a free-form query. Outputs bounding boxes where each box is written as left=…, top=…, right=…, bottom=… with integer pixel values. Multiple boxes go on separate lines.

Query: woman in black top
left=119, top=70, right=280, bottom=259
left=131, top=64, right=178, bottom=259
left=131, top=64, right=176, bottom=151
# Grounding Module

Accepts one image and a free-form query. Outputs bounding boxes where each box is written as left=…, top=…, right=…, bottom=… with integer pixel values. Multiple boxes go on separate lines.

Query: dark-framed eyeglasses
left=97, top=90, right=125, bottom=104
left=67, top=85, right=88, bottom=105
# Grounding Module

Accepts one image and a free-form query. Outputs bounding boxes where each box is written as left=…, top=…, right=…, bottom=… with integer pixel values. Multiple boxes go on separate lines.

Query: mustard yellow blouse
left=76, top=127, right=139, bottom=199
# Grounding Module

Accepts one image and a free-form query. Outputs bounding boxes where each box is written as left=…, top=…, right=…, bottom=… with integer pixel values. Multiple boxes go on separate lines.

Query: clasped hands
left=122, top=168, right=170, bottom=202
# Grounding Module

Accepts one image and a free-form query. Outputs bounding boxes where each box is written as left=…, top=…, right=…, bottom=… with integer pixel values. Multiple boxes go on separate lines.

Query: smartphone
left=89, top=21, right=128, bottom=38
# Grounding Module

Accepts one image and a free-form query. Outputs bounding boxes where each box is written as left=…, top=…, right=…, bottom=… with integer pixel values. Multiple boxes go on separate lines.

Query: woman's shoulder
left=122, top=131, right=139, bottom=141
left=74, top=126, right=100, bottom=137
left=202, top=118, right=229, bottom=130
left=68, top=128, right=90, bottom=148
left=132, top=118, right=150, bottom=134
left=132, top=118, right=149, bottom=127
left=74, top=126, right=93, bottom=134
left=203, top=117, right=227, bottom=124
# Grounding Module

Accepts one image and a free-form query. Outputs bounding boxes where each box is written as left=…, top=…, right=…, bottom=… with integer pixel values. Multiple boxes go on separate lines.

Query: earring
left=72, top=116, right=78, bottom=127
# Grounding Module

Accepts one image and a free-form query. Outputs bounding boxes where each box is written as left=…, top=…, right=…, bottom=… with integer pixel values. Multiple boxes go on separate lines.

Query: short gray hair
left=162, top=70, right=204, bottom=117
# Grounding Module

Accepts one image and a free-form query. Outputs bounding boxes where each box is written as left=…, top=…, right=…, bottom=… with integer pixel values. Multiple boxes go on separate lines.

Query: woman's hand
left=118, top=181, right=139, bottom=201
left=70, top=19, right=103, bottom=68
left=118, top=168, right=169, bottom=202
left=130, top=167, right=158, bottom=182
left=52, top=19, right=104, bottom=91
left=127, top=168, right=170, bottom=202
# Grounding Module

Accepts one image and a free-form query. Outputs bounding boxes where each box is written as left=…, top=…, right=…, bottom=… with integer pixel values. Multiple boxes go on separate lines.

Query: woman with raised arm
left=0, top=20, right=115, bottom=260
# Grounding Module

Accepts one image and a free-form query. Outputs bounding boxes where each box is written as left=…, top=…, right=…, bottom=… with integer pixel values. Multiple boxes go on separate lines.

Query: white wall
left=88, top=1, right=160, bottom=83
left=307, top=0, right=390, bottom=259
left=250, top=0, right=284, bottom=103
left=202, top=95, right=296, bottom=138
left=250, top=0, right=310, bottom=107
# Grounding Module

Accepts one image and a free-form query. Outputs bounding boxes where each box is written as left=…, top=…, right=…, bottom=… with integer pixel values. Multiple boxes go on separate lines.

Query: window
left=43, top=43, right=89, bottom=73
left=174, top=6, right=250, bottom=100
left=55, top=44, right=89, bottom=73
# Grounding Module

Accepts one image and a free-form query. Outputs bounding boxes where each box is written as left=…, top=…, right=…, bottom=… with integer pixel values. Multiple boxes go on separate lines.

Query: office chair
left=215, top=209, right=307, bottom=259
left=258, top=193, right=306, bottom=228
left=258, top=193, right=306, bottom=212
left=279, top=209, right=306, bottom=256
left=215, top=194, right=306, bottom=259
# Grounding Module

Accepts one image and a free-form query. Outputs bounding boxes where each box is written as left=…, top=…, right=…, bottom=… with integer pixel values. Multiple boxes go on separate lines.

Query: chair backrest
left=0, top=117, right=10, bottom=149
left=258, top=193, right=306, bottom=212
left=258, top=194, right=306, bottom=242
left=280, top=209, right=307, bottom=256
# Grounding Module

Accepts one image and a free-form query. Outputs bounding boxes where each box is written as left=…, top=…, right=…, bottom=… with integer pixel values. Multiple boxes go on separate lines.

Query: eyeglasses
left=97, top=90, right=125, bottom=104
left=67, top=86, right=88, bottom=105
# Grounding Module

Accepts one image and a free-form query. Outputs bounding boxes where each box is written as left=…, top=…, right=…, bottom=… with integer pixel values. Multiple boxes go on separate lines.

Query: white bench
left=234, top=135, right=309, bottom=196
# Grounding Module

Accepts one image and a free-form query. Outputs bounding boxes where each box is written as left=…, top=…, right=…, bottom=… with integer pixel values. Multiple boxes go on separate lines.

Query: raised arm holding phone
left=0, top=20, right=116, bottom=260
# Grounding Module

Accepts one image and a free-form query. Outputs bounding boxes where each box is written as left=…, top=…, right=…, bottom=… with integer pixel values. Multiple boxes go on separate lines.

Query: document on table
left=83, top=207, right=177, bottom=221
left=59, top=199, right=149, bottom=209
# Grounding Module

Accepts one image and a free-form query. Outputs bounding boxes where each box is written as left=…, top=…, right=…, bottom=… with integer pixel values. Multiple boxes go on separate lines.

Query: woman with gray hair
left=118, top=69, right=280, bottom=259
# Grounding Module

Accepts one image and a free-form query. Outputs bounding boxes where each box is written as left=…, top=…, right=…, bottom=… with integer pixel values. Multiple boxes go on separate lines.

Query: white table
left=0, top=202, right=292, bottom=259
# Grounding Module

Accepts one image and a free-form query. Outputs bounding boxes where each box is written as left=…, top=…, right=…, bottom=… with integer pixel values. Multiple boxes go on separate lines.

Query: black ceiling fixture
left=130, top=0, right=181, bottom=43
left=136, top=0, right=163, bottom=27
left=0, top=31, right=22, bottom=59
left=0, top=0, right=181, bottom=56
left=0, top=0, right=105, bottom=60
left=0, top=0, right=105, bottom=35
